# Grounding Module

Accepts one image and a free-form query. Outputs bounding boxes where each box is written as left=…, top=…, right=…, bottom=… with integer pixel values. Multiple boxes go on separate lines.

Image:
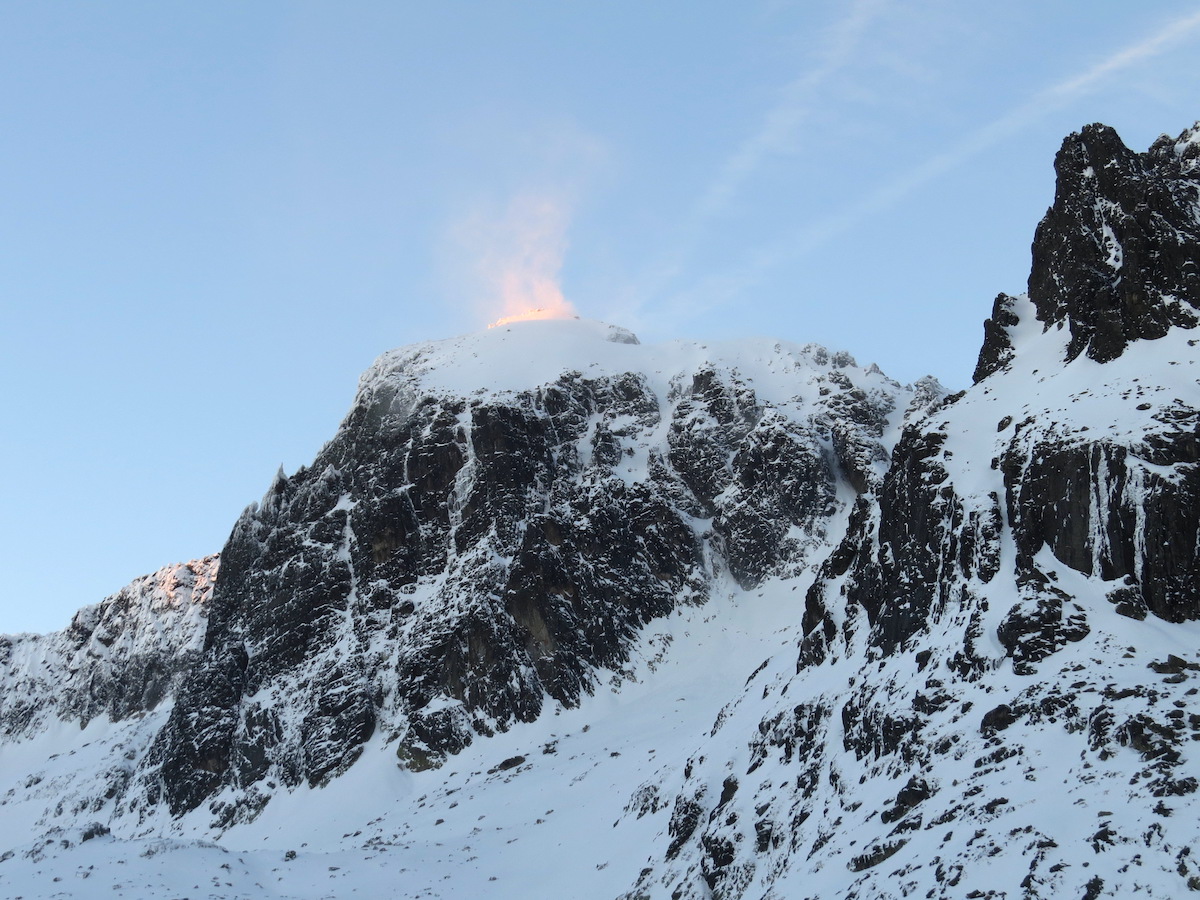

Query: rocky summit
left=1, top=123, right=1198, bottom=900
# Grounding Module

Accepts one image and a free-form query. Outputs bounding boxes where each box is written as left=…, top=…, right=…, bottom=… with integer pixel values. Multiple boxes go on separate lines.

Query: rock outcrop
left=1025, top=122, right=1200, bottom=366
left=128, top=325, right=917, bottom=818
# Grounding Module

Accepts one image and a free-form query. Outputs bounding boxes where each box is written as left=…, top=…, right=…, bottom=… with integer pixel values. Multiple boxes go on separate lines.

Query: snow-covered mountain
left=146, top=318, right=928, bottom=824
left=1, top=122, right=1197, bottom=900
left=0, top=557, right=217, bottom=737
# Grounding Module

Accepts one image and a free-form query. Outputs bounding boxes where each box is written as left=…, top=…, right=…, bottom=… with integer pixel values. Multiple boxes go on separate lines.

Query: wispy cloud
left=666, top=6, right=1200, bottom=319
left=694, top=0, right=889, bottom=224
left=447, top=192, right=577, bottom=328
left=618, top=0, right=889, bottom=326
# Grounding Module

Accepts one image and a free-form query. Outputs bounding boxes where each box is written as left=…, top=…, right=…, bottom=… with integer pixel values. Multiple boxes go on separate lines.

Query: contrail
left=617, top=0, right=889, bottom=324
left=694, top=0, right=890, bottom=223
left=674, top=6, right=1200, bottom=318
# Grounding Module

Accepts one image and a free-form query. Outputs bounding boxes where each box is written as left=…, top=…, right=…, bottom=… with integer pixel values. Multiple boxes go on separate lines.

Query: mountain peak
left=1022, top=123, right=1200, bottom=365
left=1149, top=120, right=1200, bottom=173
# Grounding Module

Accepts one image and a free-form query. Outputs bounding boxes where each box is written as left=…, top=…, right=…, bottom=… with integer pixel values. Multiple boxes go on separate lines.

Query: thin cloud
left=695, top=0, right=889, bottom=223
left=617, top=0, right=889, bottom=325
left=669, top=6, right=1200, bottom=320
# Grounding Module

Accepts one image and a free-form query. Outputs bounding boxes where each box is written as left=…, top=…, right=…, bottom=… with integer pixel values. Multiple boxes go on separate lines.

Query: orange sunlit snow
left=467, top=194, right=577, bottom=329
left=487, top=274, right=576, bottom=327
left=488, top=307, right=572, bottom=328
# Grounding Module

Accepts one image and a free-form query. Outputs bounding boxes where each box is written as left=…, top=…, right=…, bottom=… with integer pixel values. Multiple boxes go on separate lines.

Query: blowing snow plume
left=452, top=193, right=578, bottom=328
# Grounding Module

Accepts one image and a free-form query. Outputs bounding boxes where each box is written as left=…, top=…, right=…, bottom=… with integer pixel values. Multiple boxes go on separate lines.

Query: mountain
left=0, top=122, right=1197, bottom=900
left=140, top=319, right=930, bottom=825
left=0, top=557, right=217, bottom=736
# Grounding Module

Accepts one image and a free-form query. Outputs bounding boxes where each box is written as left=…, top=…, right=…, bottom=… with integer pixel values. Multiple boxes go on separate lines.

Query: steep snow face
left=120, top=321, right=926, bottom=821
left=0, top=557, right=217, bottom=738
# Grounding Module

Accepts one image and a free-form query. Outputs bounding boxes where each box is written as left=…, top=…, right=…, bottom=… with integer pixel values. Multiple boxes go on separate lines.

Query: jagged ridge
left=0, top=557, right=217, bottom=737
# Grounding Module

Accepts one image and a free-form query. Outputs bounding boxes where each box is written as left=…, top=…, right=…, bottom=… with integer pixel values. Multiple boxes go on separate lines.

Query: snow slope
left=0, top=572, right=820, bottom=899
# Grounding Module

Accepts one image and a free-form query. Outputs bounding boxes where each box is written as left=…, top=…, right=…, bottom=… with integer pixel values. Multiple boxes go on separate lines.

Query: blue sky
left=3, top=1, right=1200, bottom=633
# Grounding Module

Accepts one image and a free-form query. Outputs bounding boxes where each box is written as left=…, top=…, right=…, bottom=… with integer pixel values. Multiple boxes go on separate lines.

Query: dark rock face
left=995, top=584, right=1089, bottom=674
left=1001, top=426, right=1200, bottom=623
left=972, top=293, right=1021, bottom=383
left=134, top=343, right=906, bottom=817
left=1027, top=123, right=1200, bottom=364
left=854, top=424, right=1000, bottom=656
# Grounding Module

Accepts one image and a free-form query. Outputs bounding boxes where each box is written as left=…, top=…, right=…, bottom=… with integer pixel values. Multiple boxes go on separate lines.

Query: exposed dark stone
left=831, top=423, right=1004, bottom=657
left=974, top=293, right=1022, bottom=383
left=880, top=777, right=934, bottom=825
left=745, top=702, right=827, bottom=792
left=842, top=694, right=918, bottom=762
left=714, top=416, right=836, bottom=587
left=149, top=643, right=249, bottom=816
left=980, top=704, right=1018, bottom=736
left=666, top=793, right=706, bottom=861
left=300, top=670, right=376, bottom=787
left=1149, top=655, right=1198, bottom=675
left=699, top=834, right=736, bottom=889
left=1028, top=123, right=1200, bottom=364
left=1001, top=433, right=1200, bottom=623
left=1082, top=875, right=1105, bottom=900
left=848, top=839, right=907, bottom=872
left=997, top=586, right=1090, bottom=674
left=1107, top=584, right=1148, bottom=621
left=80, top=823, right=109, bottom=842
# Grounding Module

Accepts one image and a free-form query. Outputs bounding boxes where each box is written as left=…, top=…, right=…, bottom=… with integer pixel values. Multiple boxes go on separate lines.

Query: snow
left=0, top=310, right=1196, bottom=898
left=356, top=317, right=906, bottom=425
left=0, top=573, right=818, bottom=899
left=933, top=293, right=1200, bottom=504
